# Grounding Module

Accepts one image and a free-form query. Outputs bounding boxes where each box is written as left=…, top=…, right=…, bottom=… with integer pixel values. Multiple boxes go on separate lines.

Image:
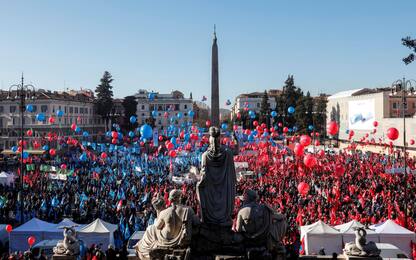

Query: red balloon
left=253, top=121, right=258, bottom=127
left=233, top=125, right=238, bottom=131
left=28, top=236, right=36, bottom=247
left=111, top=138, right=117, bottom=144
left=314, top=140, right=320, bottom=146
left=111, top=131, right=118, bottom=139
left=283, top=127, right=289, bottom=133
left=169, top=150, right=177, bottom=158
left=373, top=121, right=378, bottom=127
left=206, top=120, right=211, bottom=127
left=298, top=182, right=310, bottom=196
left=318, top=150, right=325, bottom=157
left=261, top=123, right=266, bottom=129
left=327, top=121, right=339, bottom=136
left=71, top=123, right=77, bottom=131
left=5, top=225, right=12, bottom=233
left=100, top=152, right=107, bottom=159
left=410, top=139, right=415, bottom=145
left=303, top=154, right=317, bottom=168
left=300, top=135, right=311, bottom=147
left=349, top=130, right=355, bottom=137
left=48, top=117, right=55, bottom=124
left=293, top=143, right=304, bottom=156
left=387, top=127, right=399, bottom=141
left=278, top=122, right=283, bottom=127
left=158, top=136, right=163, bottom=141
left=60, top=164, right=67, bottom=170
left=237, top=112, right=241, bottom=119
left=166, top=142, right=174, bottom=150
left=334, top=164, right=345, bottom=177
left=49, top=149, right=56, bottom=156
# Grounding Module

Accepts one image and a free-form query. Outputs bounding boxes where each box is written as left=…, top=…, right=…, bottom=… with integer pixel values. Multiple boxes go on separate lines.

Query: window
left=393, top=102, right=397, bottom=109
left=32, top=105, right=37, bottom=112
left=32, top=118, right=36, bottom=124
left=65, top=106, right=67, bottom=113
left=142, top=113, right=145, bottom=116
left=184, top=104, right=188, bottom=109
left=158, top=120, right=162, bottom=125
left=0, top=106, right=3, bottom=113
left=69, top=107, right=73, bottom=114
left=74, top=107, right=78, bottom=114
left=257, top=103, right=260, bottom=108
left=12, top=118, right=15, bottom=125
left=413, top=103, right=416, bottom=109
left=175, top=104, right=180, bottom=111
left=41, top=105, right=48, bottom=112
left=141, top=105, right=145, bottom=110
left=52, top=106, right=55, bottom=113
left=10, top=106, right=16, bottom=113
left=158, top=105, right=163, bottom=111
left=80, top=108, right=83, bottom=114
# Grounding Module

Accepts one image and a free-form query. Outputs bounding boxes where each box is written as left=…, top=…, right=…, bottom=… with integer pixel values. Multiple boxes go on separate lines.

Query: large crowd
left=0, top=129, right=415, bottom=259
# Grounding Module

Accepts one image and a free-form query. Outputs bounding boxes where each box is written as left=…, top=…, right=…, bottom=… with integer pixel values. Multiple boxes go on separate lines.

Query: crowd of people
left=0, top=126, right=415, bottom=259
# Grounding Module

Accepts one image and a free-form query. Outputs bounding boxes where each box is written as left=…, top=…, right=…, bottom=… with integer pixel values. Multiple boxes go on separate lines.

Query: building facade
left=135, top=90, right=193, bottom=130
left=327, top=88, right=416, bottom=148
left=0, top=89, right=106, bottom=150
left=231, top=89, right=282, bottom=120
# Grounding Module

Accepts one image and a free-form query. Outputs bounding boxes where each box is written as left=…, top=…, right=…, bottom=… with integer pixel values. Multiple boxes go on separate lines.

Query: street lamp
left=7, top=74, right=36, bottom=224
left=390, top=77, right=416, bottom=228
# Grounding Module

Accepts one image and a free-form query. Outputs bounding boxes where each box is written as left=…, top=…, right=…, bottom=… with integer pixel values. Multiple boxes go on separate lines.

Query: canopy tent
left=44, top=218, right=84, bottom=240
left=78, top=219, right=117, bottom=250
left=9, top=218, right=56, bottom=252
left=0, top=172, right=15, bottom=186
left=334, top=220, right=379, bottom=245
left=300, top=220, right=343, bottom=255
left=370, top=219, right=415, bottom=258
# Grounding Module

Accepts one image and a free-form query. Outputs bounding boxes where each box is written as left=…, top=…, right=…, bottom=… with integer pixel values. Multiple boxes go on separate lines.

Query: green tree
left=260, top=90, right=270, bottom=127
left=313, top=94, right=327, bottom=136
left=281, top=75, right=303, bottom=129
left=95, top=71, right=114, bottom=131
left=122, top=95, right=138, bottom=131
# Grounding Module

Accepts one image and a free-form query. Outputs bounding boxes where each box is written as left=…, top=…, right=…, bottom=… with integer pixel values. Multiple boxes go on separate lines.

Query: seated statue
left=136, top=190, right=200, bottom=260
left=53, top=226, right=80, bottom=256
left=344, top=227, right=381, bottom=257
left=236, top=190, right=287, bottom=255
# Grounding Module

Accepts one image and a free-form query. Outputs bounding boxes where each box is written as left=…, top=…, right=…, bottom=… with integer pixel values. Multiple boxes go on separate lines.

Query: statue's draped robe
left=197, top=147, right=236, bottom=225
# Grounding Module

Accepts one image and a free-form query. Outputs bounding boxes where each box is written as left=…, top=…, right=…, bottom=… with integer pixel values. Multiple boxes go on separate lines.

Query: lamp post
left=7, top=74, right=36, bottom=224
left=390, top=77, right=416, bottom=228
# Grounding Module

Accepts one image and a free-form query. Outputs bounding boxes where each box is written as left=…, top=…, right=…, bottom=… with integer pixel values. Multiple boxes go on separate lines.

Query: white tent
left=0, top=172, right=14, bottom=186
left=44, top=218, right=84, bottom=240
left=334, top=220, right=379, bottom=245
left=370, top=219, right=415, bottom=258
left=9, top=218, right=56, bottom=252
left=78, top=219, right=117, bottom=250
left=300, top=220, right=343, bottom=255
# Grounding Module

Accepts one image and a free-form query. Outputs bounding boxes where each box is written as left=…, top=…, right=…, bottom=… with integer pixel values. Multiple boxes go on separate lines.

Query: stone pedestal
left=51, top=255, right=77, bottom=260
left=344, top=256, right=382, bottom=260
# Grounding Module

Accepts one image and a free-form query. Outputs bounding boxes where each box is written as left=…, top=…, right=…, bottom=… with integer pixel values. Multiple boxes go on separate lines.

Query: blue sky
left=1, top=1, right=416, bottom=107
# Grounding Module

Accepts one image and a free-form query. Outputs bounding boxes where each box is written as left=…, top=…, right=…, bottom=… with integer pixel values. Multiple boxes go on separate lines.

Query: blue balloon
left=82, top=131, right=89, bottom=137
left=293, top=126, right=298, bottom=132
left=221, top=123, right=228, bottom=130
left=140, top=124, right=153, bottom=139
left=22, top=151, right=29, bottom=159
left=152, top=110, right=158, bottom=118
left=148, top=93, right=155, bottom=101
left=248, top=134, right=254, bottom=142
left=118, top=132, right=123, bottom=140
left=288, top=128, right=293, bottom=132
left=170, top=117, right=175, bottom=123
left=79, top=153, right=87, bottom=161
left=26, top=104, right=34, bottom=112
left=42, top=145, right=49, bottom=151
left=75, top=126, right=81, bottom=133
left=177, top=112, right=183, bottom=119
left=170, top=137, right=177, bottom=144
left=11, top=146, right=18, bottom=152
left=188, top=110, right=195, bottom=117
left=288, top=106, right=295, bottom=114
left=36, top=113, right=45, bottom=121
left=56, top=110, right=64, bottom=117
left=184, top=133, right=190, bottom=141
left=271, top=111, right=277, bottom=117
left=308, top=125, right=314, bottom=131
left=248, top=110, right=255, bottom=116
left=130, top=116, right=137, bottom=124
left=129, top=131, right=135, bottom=138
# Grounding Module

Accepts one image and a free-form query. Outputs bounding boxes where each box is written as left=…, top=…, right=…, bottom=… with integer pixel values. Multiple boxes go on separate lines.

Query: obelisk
left=211, top=26, right=220, bottom=127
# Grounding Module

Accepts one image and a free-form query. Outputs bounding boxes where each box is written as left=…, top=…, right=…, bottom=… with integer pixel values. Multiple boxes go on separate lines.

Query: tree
left=259, top=90, right=270, bottom=127
left=402, top=36, right=416, bottom=65
left=122, top=96, right=138, bottom=131
left=95, top=71, right=114, bottom=131
left=281, top=75, right=303, bottom=129
left=313, top=94, right=327, bottom=137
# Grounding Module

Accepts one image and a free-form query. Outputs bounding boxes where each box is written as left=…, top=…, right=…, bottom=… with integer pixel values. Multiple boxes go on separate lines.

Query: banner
left=153, top=129, right=159, bottom=147
left=348, top=99, right=375, bottom=130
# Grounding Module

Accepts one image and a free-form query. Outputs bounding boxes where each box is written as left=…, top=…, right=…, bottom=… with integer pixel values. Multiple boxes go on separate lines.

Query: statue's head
left=169, top=189, right=182, bottom=204
left=243, top=189, right=258, bottom=204
left=208, top=126, right=221, bottom=152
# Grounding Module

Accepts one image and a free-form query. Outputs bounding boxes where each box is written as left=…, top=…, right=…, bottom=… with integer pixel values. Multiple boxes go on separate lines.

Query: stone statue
left=236, top=190, right=287, bottom=256
left=53, top=226, right=80, bottom=256
left=343, top=227, right=381, bottom=257
left=197, top=126, right=238, bottom=226
left=136, top=190, right=199, bottom=260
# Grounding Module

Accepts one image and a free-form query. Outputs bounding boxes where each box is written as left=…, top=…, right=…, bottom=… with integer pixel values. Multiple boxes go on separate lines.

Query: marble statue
left=343, top=227, right=381, bottom=257
left=53, top=226, right=80, bottom=256
left=136, top=190, right=199, bottom=260
left=236, top=190, right=287, bottom=255
left=197, top=126, right=238, bottom=226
